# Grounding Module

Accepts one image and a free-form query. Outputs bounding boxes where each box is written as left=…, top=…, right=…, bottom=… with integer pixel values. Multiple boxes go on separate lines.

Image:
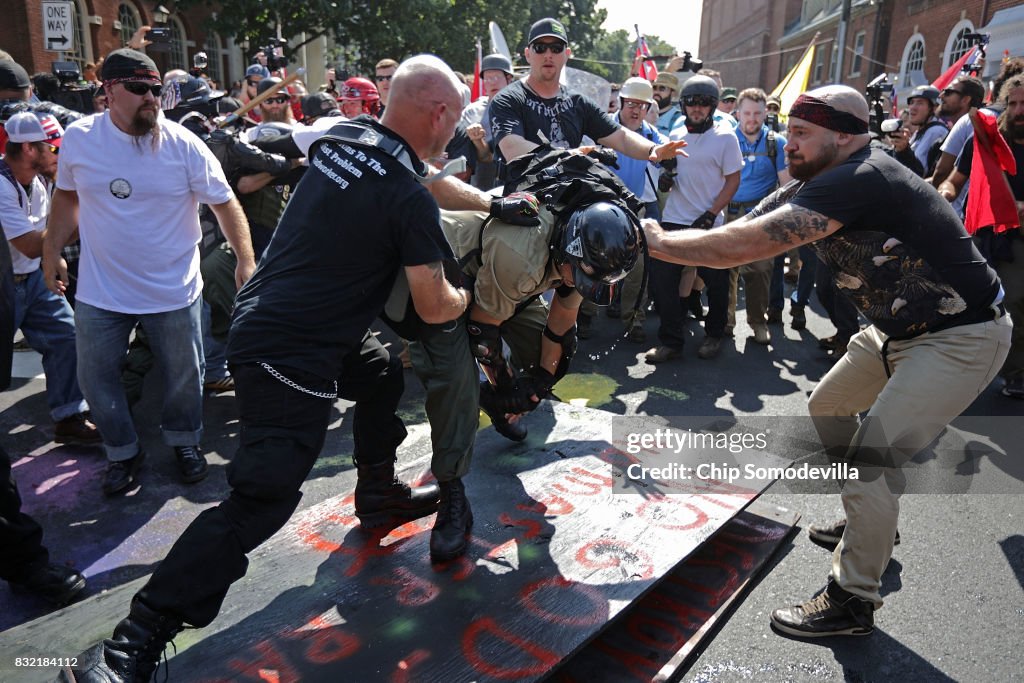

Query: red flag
left=635, top=35, right=658, bottom=81
left=965, top=109, right=1020, bottom=235
left=471, top=39, right=483, bottom=102
left=931, top=46, right=978, bottom=91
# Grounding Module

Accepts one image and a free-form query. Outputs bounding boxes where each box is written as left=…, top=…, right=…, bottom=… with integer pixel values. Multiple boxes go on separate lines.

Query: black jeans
left=649, top=222, right=730, bottom=347
left=136, top=330, right=406, bottom=627
left=0, top=444, right=48, bottom=580
left=815, top=262, right=860, bottom=341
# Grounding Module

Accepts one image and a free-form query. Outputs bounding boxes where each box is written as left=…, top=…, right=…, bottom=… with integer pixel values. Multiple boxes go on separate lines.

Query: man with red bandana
left=645, top=84, right=1009, bottom=639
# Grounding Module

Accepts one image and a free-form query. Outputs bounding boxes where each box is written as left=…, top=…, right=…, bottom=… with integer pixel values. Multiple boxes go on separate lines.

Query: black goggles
left=682, top=94, right=716, bottom=107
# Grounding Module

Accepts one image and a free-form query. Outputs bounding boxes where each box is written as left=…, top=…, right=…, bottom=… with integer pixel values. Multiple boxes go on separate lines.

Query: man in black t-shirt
left=61, top=56, right=482, bottom=682
left=488, top=17, right=686, bottom=180
left=645, top=85, right=1010, bottom=640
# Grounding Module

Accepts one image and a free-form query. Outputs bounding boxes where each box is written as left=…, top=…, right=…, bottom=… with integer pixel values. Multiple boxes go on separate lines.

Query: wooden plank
left=1, top=403, right=782, bottom=682
left=551, top=501, right=800, bottom=683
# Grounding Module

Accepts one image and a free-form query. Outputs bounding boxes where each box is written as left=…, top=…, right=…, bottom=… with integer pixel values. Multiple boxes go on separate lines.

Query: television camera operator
left=864, top=74, right=924, bottom=176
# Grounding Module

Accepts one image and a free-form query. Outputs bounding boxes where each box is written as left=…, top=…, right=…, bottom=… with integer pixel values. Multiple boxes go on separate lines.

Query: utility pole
left=834, top=0, right=852, bottom=83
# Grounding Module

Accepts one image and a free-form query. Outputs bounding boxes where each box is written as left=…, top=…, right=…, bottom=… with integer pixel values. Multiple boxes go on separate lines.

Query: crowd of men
left=0, top=14, right=1020, bottom=680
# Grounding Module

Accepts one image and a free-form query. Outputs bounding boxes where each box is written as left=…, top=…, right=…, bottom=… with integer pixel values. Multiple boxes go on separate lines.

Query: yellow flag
left=771, top=44, right=815, bottom=116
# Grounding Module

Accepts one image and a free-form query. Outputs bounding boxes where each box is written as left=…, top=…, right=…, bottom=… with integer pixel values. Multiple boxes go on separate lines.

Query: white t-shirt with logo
left=663, top=120, right=744, bottom=226
left=0, top=165, right=49, bottom=275
left=57, top=113, right=232, bottom=313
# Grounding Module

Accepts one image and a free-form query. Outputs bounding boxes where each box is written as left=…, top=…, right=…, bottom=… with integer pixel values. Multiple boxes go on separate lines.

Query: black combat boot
left=478, top=382, right=528, bottom=442
left=59, top=599, right=182, bottom=682
left=354, top=461, right=440, bottom=528
left=430, top=478, right=473, bottom=562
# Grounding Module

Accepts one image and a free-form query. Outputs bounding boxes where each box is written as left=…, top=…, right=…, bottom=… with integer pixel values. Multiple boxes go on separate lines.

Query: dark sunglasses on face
left=942, top=88, right=963, bottom=97
left=265, top=96, right=289, bottom=104
left=375, top=74, right=393, bottom=82
left=121, top=82, right=162, bottom=97
left=48, top=144, right=59, bottom=154
left=683, top=95, right=715, bottom=107
left=531, top=41, right=566, bottom=54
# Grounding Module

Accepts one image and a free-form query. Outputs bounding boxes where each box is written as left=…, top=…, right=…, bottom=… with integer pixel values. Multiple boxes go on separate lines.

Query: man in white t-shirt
left=646, top=75, right=742, bottom=363
left=42, top=49, right=256, bottom=497
left=0, top=112, right=99, bottom=444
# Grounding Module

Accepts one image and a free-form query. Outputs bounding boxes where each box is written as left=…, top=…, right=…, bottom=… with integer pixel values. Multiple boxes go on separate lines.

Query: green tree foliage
left=180, top=0, right=672, bottom=80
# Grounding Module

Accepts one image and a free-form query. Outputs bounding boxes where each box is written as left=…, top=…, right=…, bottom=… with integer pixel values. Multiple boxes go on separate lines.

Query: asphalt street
left=1, top=289, right=1021, bottom=682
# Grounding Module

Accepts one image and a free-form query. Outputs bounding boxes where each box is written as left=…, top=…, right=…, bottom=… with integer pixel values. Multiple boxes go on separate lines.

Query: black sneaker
left=770, top=581, right=875, bottom=638
left=103, top=450, right=145, bottom=496
left=808, top=519, right=900, bottom=551
left=174, top=445, right=208, bottom=484
left=791, top=304, right=807, bottom=330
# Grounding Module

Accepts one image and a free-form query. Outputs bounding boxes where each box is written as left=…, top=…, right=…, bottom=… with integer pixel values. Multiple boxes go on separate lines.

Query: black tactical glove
left=586, top=147, right=619, bottom=169
left=522, top=366, right=557, bottom=399
left=691, top=210, right=717, bottom=230
left=479, top=379, right=539, bottom=416
left=490, top=192, right=541, bottom=226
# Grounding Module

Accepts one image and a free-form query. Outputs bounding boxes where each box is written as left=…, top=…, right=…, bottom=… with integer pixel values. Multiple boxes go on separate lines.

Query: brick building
left=700, top=0, right=1024, bottom=99
left=0, top=1, right=333, bottom=93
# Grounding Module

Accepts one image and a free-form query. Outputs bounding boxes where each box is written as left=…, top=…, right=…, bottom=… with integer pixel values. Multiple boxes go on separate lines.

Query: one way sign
left=42, top=1, right=75, bottom=53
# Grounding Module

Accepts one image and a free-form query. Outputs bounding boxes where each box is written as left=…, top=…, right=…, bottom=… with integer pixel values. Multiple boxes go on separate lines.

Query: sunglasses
left=531, top=42, right=566, bottom=54
left=622, top=100, right=650, bottom=110
left=48, top=144, right=59, bottom=154
left=264, top=96, right=289, bottom=104
left=941, top=88, right=963, bottom=97
left=682, top=95, right=716, bottom=107
left=375, top=74, right=393, bottom=82
left=121, top=82, right=162, bottom=97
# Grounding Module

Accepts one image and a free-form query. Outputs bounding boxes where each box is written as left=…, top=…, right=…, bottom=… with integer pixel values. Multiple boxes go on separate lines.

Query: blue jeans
left=770, top=245, right=818, bottom=311
left=75, top=299, right=204, bottom=462
left=13, top=270, right=87, bottom=421
left=201, top=300, right=229, bottom=382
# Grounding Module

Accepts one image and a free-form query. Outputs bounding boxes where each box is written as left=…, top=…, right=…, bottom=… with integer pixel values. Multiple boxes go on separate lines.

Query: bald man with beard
left=646, top=85, right=1010, bottom=638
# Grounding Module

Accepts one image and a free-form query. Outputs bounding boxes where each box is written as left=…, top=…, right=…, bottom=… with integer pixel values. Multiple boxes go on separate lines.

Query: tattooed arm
left=406, top=261, right=472, bottom=324
left=644, top=181, right=842, bottom=268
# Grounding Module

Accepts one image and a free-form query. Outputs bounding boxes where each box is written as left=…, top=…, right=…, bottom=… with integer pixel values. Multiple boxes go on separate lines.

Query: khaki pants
left=726, top=258, right=773, bottom=330
left=808, top=314, right=1011, bottom=607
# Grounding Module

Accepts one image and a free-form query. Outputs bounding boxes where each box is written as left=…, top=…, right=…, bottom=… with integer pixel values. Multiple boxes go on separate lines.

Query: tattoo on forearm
left=426, top=261, right=444, bottom=280
left=761, top=207, right=829, bottom=244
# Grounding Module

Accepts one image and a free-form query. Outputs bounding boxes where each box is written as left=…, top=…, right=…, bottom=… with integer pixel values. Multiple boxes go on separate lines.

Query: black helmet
left=559, top=202, right=640, bottom=305
left=907, top=84, right=940, bottom=107
left=480, top=53, right=513, bottom=76
left=256, top=76, right=284, bottom=98
left=680, top=74, right=719, bottom=105
left=160, top=76, right=223, bottom=112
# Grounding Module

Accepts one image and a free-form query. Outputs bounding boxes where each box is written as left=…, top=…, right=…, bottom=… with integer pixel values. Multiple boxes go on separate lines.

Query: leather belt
left=13, top=273, right=30, bottom=283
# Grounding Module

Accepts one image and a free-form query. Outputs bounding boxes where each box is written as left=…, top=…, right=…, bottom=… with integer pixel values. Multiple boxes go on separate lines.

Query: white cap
left=4, top=111, right=64, bottom=146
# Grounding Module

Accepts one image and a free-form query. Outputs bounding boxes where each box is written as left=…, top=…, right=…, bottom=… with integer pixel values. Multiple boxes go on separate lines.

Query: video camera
left=864, top=73, right=894, bottom=137
left=49, top=61, right=96, bottom=115
left=190, top=51, right=208, bottom=78
left=678, top=51, right=703, bottom=74
left=961, top=32, right=989, bottom=76
left=260, top=39, right=288, bottom=72
left=765, top=112, right=780, bottom=132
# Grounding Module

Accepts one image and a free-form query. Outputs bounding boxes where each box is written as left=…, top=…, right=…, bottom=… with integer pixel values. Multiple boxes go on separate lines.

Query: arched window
left=900, top=34, right=926, bottom=84
left=944, top=21, right=975, bottom=68
left=168, top=16, right=189, bottom=70
left=202, top=32, right=224, bottom=85
left=118, top=2, right=142, bottom=48
left=66, top=0, right=93, bottom=69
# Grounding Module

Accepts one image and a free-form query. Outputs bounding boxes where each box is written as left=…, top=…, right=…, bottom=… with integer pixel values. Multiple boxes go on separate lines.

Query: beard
left=261, top=105, right=291, bottom=123
left=127, top=105, right=159, bottom=137
left=1011, top=117, right=1024, bottom=141
left=654, top=94, right=672, bottom=110
left=787, top=141, right=837, bottom=181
